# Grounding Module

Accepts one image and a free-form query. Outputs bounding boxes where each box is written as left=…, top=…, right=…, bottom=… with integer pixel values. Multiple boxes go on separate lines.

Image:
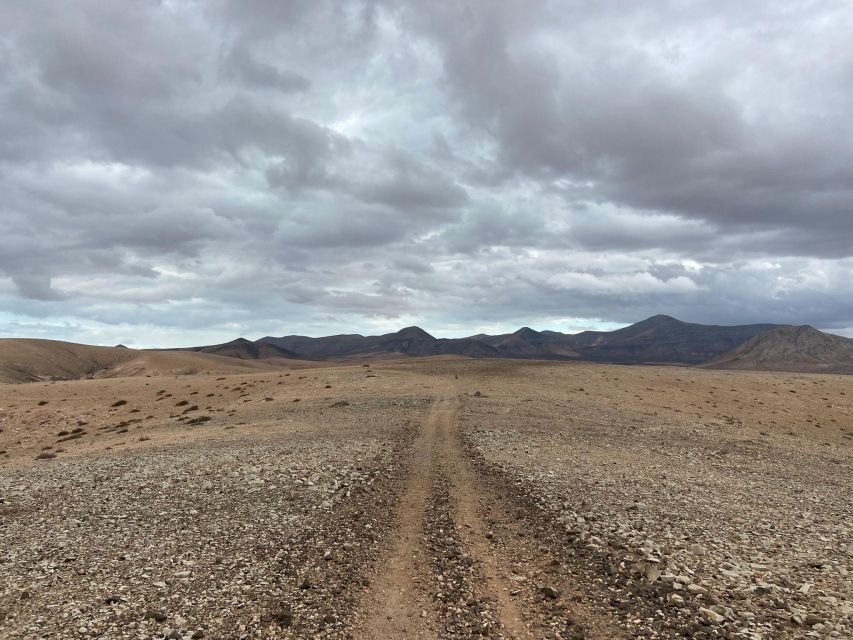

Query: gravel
left=460, top=377, right=852, bottom=640
left=0, top=397, right=417, bottom=639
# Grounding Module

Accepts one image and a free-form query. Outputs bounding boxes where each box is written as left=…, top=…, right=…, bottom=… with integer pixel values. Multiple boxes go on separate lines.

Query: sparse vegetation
left=1, top=356, right=849, bottom=639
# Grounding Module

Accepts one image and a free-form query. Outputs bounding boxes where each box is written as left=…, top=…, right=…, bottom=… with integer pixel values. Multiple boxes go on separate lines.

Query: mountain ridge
left=703, top=325, right=853, bottom=374
left=6, top=317, right=851, bottom=380
left=259, top=316, right=787, bottom=365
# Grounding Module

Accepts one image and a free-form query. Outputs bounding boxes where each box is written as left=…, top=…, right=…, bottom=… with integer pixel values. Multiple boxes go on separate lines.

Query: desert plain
left=0, top=358, right=850, bottom=639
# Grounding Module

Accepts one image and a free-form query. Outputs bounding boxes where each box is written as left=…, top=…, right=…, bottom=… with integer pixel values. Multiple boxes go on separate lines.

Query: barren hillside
left=706, top=325, right=853, bottom=374
left=0, top=339, right=281, bottom=384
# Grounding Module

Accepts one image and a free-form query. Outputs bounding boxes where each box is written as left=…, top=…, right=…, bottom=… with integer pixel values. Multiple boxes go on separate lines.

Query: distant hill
left=467, top=315, right=779, bottom=364
left=11, top=316, right=844, bottom=383
left=0, top=339, right=276, bottom=384
left=0, top=339, right=137, bottom=383
left=261, top=326, right=499, bottom=359
left=173, top=337, right=302, bottom=360
left=259, top=315, right=781, bottom=364
left=474, top=327, right=581, bottom=359
left=704, top=325, right=853, bottom=374
left=564, top=314, right=781, bottom=364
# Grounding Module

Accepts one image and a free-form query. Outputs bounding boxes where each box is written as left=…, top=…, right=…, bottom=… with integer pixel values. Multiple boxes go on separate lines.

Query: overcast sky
left=1, top=1, right=852, bottom=347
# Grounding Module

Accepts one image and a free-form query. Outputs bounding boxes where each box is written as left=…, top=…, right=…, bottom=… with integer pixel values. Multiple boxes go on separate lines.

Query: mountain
left=474, top=327, right=581, bottom=359
left=261, top=326, right=498, bottom=359
left=467, top=315, right=779, bottom=364
left=704, top=325, right=853, bottom=374
left=261, top=316, right=783, bottom=363
left=175, top=337, right=302, bottom=360
left=197, top=315, right=785, bottom=365
left=9, top=318, right=848, bottom=381
left=0, top=339, right=277, bottom=384
left=563, top=314, right=781, bottom=364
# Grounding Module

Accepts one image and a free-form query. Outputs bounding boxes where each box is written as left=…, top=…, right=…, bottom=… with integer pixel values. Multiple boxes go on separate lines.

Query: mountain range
left=256, top=314, right=785, bottom=365
left=171, top=337, right=302, bottom=360
left=3, top=315, right=851, bottom=384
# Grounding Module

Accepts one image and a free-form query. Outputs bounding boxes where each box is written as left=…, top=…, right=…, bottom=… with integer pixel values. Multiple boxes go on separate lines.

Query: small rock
left=644, top=566, right=662, bottom=582
left=804, top=613, right=824, bottom=626
left=699, top=607, right=725, bottom=624
left=537, top=584, right=560, bottom=599
left=144, top=610, right=168, bottom=623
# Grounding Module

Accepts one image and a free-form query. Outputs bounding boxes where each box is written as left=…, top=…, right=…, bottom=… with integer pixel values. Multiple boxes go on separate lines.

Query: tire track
left=354, top=400, right=439, bottom=640
left=357, top=389, right=625, bottom=639
left=433, top=396, right=540, bottom=639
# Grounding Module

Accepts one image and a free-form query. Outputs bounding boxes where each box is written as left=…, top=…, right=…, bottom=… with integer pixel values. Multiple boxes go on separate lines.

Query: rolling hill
left=704, top=325, right=853, bottom=374
left=562, top=314, right=781, bottom=364
left=261, top=326, right=499, bottom=359
left=171, top=337, right=302, bottom=360
left=259, top=316, right=781, bottom=364
left=0, top=339, right=278, bottom=384
left=8, top=316, right=850, bottom=382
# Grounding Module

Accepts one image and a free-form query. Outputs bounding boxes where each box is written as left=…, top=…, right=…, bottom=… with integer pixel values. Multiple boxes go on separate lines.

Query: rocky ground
left=459, top=362, right=852, bottom=639
left=0, top=366, right=427, bottom=639
left=1, top=358, right=850, bottom=639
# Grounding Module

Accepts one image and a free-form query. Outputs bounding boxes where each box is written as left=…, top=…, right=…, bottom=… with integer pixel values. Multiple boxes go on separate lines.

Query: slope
left=565, top=314, right=782, bottom=364
left=261, top=327, right=498, bottom=359
left=704, top=325, right=853, bottom=374
left=173, top=337, right=302, bottom=360
left=0, top=338, right=277, bottom=384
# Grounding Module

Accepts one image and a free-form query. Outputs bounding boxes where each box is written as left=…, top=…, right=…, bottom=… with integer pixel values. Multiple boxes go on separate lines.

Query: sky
left=1, top=1, right=852, bottom=348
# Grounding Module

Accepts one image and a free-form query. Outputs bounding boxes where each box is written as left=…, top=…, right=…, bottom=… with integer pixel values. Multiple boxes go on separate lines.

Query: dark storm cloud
left=356, top=157, right=470, bottom=212
left=221, top=46, right=311, bottom=93
left=1, top=0, right=852, bottom=345
left=401, top=0, right=853, bottom=245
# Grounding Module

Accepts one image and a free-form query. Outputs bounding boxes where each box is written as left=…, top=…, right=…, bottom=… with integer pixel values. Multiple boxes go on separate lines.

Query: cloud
left=0, top=0, right=852, bottom=346
left=546, top=272, right=701, bottom=295
left=11, top=274, right=66, bottom=301
left=221, top=46, right=311, bottom=93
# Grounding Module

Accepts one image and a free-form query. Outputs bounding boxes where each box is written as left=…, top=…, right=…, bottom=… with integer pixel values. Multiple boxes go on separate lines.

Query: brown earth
left=0, top=338, right=307, bottom=384
left=705, top=325, right=853, bottom=374
left=0, top=358, right=850, bottom=639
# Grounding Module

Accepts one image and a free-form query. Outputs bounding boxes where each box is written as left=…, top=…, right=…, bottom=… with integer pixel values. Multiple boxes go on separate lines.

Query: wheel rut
left=432, top=396, right=539, bottom=639
left=356, top=389, right=622, bottom=639
left=354, top=397, right=440, bottom=639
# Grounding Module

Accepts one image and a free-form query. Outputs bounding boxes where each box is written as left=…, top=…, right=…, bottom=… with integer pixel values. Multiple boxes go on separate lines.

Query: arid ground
left=1, top=359, right=850, bottom=639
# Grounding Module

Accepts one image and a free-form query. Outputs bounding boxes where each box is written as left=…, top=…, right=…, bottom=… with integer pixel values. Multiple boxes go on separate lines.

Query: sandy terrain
left=0, top=339, right=307, bottom=385
left=1, top=359, right=850, bottom=639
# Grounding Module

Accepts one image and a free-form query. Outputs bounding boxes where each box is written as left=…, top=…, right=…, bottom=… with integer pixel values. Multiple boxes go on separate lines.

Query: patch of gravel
left=460, top=395, right=852, bottom=640
left=424, top=470, right=502, bottom=638
left=0, top=427, right=413, bottom=639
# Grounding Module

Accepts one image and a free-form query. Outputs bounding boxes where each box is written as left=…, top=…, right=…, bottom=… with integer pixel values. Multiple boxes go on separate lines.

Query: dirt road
left=356, top=391, right=625, bottom=639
